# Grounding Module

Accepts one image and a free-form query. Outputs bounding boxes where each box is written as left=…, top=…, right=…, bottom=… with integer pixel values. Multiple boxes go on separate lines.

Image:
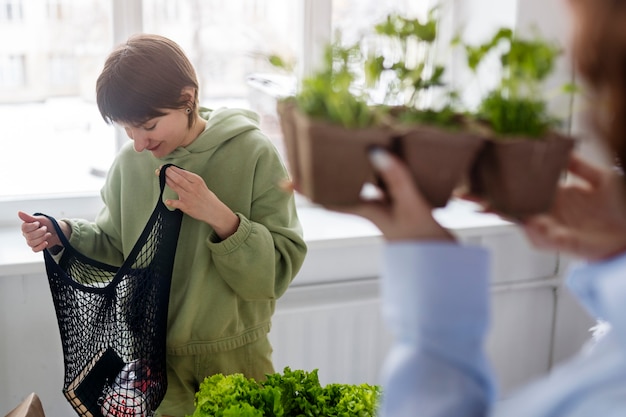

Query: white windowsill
left=0, top=198, right=513, bottom=280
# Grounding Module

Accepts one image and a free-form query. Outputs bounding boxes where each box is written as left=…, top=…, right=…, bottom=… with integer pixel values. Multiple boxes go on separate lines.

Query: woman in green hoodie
left=18, top=34, right=307, bottom=417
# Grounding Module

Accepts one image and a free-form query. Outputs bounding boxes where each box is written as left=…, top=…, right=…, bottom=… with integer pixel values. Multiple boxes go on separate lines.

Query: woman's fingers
left=369, top=148, right=422, bottom=206
left=17, top=211, right=55, bottom=252
left=18, top=210, right=38, bottom=224
left=567, top=153, right=605, bottom=187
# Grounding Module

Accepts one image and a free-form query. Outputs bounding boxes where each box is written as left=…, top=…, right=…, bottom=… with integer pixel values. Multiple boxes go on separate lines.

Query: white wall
left=0, top=206, right=596, bottom=415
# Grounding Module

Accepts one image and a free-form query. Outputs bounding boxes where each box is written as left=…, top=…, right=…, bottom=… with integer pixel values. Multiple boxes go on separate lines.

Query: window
left=46, top=0, right=68, bottom=20
left=0, top=0, right=435, bottom=225
left=0, top=0, right=113, bottom=206
left=140, top=0, right=301, bottom=163
left=8, top=0, right=556, bottom=226
left=332, top=0, right=429, bottom=44
left=143, top=0, right=299, bottom=101
left=48, top=54, right=78, bottom=87
left=0, top=54, right=25, bottom=88
left=0, top=0, right=306, bottom=204
left=0, top=0, right=23, bottom=22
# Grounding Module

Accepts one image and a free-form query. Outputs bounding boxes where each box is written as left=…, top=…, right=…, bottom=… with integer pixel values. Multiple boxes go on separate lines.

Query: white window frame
left=0, top=0, right=23, bottom=22
left=0, top=0, right=331, bottom=227
left=0, top=0, right=579, bottom=227
left=0, top=54, right=25, bottom=88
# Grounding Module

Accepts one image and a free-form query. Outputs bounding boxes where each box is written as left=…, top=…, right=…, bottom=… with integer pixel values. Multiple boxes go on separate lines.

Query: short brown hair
left=96, top=34, right=199, bottom=128
left=570, top=0, right=626, bottom=168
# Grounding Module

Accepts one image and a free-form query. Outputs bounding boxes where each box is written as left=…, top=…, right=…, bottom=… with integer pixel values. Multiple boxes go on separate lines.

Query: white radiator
left=269, top=278, right=392, bottom=386
left=270, top=274, right=581, bottom=396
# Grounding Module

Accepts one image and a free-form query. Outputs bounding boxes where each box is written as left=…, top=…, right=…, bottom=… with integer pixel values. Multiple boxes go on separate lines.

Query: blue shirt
left=380, top=242, right=626, bottom=417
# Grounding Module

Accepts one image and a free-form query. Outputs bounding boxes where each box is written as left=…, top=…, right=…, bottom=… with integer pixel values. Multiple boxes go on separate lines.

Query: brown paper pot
left=276, top=99, right=301, bottom=185
left=290, top=109, right=394, bottom=205
left=470, top=132, right=575, bottom=218
left=398, top=126, right=485, bottom=207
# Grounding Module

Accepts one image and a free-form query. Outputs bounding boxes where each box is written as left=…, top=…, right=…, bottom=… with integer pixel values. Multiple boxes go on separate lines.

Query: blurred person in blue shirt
left=325, top=0, right=626, bottom=415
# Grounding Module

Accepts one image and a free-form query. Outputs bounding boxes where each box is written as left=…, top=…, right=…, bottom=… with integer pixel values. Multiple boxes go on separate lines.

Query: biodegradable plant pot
left=469, top=132, right=575, bottom=219
left=276, top=99, right=301, bottom=185
left=397, top=125, right=486, bottom=207
left=289, top=109, right=394, bottom=205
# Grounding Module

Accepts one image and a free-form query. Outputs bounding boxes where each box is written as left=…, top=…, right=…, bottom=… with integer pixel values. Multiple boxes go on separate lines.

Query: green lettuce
left=190, top=367, right=381, bottom=417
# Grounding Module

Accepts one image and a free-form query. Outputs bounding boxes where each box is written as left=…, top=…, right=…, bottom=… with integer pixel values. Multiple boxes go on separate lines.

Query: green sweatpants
left=156, top=336, right=274, bottom=417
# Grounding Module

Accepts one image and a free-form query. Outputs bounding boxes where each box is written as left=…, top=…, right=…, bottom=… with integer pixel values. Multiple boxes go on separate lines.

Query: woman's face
left=119, top=108, right=198, bottom=158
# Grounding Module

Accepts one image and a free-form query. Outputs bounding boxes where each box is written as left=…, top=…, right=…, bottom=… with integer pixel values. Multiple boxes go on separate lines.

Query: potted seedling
left=457, top=27, right=576, bottom=218
left=276, top=40, right=394, bottom=205
left=277, top=9, right=485, bottom=207
left=364, top=11, right=486, bottom=207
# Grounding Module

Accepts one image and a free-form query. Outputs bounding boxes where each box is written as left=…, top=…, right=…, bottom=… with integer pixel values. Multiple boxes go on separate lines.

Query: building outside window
left=2, top=0, right=494, bottom=232
left=1, top=0, right=24, bottom=22
left=0, top=0, right=431, bottom=206
left=0, top=0, right=113, bottom=203
left=0, top=54, right=25, bottom=88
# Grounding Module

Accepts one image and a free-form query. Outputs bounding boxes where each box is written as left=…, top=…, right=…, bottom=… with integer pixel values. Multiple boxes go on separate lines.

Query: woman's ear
left=180, top=86, right=197, bottom=126
left=180, top=86, right=196, bottom=102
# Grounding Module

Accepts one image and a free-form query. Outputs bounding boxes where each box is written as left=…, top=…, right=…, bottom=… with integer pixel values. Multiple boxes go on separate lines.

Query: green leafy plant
left=365, top=12, right=441, bottom=105
left=295, top=40, right=378, bottom=129
left=458, top=27, right=563, bottom=138
left=266, top=54, right=296, bottom=75
left=364, top=7, right=462, bottom=128
left=364, top=8, right=462, bottom=128
left=271, top=7, right=461, bottom=130
left=190, top=367, right=381, bottom=417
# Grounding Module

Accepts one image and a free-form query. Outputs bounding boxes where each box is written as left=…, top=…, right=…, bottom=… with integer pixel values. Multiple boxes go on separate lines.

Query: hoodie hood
left=160, top=107, right=261, bottom=161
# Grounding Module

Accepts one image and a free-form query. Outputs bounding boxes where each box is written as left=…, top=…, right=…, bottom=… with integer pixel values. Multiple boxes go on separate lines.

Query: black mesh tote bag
left=36, top=164, right=183, bottom=417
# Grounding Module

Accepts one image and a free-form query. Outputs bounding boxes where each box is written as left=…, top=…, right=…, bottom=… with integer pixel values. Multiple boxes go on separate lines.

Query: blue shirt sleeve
left=567, top=252, right=626, bottom=353
left=379, top=243, right=626, bottom=417
left=379, top=242, right=496, bottom=417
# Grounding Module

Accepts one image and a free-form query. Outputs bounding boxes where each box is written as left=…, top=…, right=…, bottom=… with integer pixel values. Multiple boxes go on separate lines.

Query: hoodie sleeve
left=379, top=242, right=496, bottom=417
left=204, top=137, right=307, bottom=301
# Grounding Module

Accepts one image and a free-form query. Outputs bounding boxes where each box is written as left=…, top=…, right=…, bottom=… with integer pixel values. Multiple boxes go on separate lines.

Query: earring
left=185, top=108, right=192, bottom=114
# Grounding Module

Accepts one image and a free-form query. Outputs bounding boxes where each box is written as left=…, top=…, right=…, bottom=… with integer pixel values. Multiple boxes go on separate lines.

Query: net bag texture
left=36, top=164, right=183, bottom=417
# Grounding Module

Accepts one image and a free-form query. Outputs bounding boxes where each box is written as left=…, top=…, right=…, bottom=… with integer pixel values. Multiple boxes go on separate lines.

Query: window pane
left=0, top=54, right=25, bottom=87
left=142, top=0, right=299, bottom=159
left=142, top=0, right=298, bottom=101
left=332, top=0, right=431, bottom=45
left=0, top=0, right=24, bottom=22
left=0, top=0, right=115, bottom=198
left=331, top=0, right=442, bottom=108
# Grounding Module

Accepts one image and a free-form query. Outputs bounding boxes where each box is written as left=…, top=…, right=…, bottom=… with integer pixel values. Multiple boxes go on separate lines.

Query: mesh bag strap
left=37, top=164, right=183, bottom=417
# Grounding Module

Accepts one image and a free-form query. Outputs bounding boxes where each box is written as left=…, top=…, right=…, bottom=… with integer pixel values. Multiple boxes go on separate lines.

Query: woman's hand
left=158, top=165, right=239, bottom=240
left=522, top=153, right=626, bottom=261
left=18, top=211, right=71, bottom=252
left=325, top=148, right=455, bottom=242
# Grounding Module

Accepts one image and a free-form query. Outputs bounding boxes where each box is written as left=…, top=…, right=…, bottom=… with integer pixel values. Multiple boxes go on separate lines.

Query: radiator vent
left=269, top=278, right=392, bottom=386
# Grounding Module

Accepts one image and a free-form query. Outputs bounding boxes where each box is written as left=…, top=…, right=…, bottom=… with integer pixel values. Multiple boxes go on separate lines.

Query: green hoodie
left=65, top=107, right=307, bottom=355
